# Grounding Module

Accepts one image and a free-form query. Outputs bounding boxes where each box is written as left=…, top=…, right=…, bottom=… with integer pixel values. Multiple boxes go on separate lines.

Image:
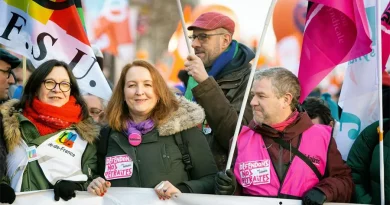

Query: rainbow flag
left=0, top=0, right=111, bottom=100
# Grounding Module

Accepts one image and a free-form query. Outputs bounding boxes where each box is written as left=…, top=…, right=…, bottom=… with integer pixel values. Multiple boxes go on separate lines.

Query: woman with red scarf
left=1, top=60, right=99, bottom=202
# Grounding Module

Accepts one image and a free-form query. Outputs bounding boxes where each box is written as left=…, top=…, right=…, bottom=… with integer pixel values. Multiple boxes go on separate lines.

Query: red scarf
left=383, top=71, right=390, bottom=86
left=23, top=96, right=82, bottom=136
left=271, top=110, right=299, bottom=131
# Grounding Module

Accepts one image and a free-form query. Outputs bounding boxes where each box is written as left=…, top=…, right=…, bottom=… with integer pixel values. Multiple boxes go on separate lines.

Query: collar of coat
left=0, top=99, right=100, bottom=152
left=157, top=95, right=205, bottom=136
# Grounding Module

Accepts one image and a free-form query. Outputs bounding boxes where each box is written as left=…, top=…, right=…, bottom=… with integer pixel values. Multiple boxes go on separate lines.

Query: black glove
left=54, top=180, right=82, bottom=201
left=0, top=183, right=16, bottom=204
left=302, top=188, right=327, bottom=205
left=215, top=169, right=237, bottom=195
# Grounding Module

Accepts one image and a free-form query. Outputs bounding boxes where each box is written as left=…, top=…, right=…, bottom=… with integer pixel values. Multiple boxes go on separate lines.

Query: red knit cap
left=188, top=12, right=235, bottom=34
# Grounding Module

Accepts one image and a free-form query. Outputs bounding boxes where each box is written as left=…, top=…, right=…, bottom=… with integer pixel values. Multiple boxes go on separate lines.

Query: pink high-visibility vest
left=234, top=124, right=331, bottom=197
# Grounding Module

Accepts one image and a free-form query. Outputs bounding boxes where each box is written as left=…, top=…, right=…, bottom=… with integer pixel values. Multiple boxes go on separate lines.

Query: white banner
left=334, top=0, right=387, bottom=160
left=0, top=0, right=112, bottom=100
left=0, top=187, right=366, bottom=205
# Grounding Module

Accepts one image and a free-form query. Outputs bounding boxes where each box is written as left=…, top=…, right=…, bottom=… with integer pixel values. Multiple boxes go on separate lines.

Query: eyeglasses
left=89, top=107, right=103, bottom=117
left=0, top=69, right=13, bottom=79
left=188, top=33, right=227, bottom=42
left=43, top=79, right=71, bottom=92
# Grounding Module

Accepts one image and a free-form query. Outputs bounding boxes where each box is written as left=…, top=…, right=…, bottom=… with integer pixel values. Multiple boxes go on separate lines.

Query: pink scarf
left=271, top=111, right=299, bottom=131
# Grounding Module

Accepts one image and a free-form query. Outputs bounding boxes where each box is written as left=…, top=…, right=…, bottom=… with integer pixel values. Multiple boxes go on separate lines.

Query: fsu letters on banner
left=0, top=0, right=112, bottom=100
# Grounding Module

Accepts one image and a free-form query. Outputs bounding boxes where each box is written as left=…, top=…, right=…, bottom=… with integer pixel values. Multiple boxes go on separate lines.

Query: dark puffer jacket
left=97, top=96, right=218, bottom=193
left=347, top=119, right=390, bottom=204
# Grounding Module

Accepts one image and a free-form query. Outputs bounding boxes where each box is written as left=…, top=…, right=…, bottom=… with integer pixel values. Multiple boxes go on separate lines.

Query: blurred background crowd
left=0, top=0, right=347, bottom=103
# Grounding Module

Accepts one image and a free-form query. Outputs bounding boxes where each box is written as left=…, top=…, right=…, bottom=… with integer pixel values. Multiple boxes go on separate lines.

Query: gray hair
left=83, top=93, right=108, bottom=109
left=253, top=67, right=301, bottom=110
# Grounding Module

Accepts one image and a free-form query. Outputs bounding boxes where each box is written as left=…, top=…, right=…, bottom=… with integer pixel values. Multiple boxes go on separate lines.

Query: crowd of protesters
left=0, top=12, right=388, bottom=205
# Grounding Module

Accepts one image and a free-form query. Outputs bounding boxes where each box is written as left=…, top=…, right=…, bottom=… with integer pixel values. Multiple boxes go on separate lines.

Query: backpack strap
left=272, top=137, right=322, bottom=180
left=97, top=126, right=111, bottom=178
left=174, top=132, right=193, bottom=180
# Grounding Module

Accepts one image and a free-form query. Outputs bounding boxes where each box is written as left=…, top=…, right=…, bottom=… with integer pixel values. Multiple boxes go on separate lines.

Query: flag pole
left=22, top=56, right=26, bottom=85
left=225, top=0, right=278, bottom=171
left=376, top=0, right=384, bottom=204
left=175, top=0, right=193, bottom=55
left=175, top=0, right=199, bottom=101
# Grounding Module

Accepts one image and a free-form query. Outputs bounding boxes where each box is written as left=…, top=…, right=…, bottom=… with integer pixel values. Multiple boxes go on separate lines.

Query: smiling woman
left=20, top=60, right=88, bottom=111
left=38, top=68, right=72, bottom=107
left=89, top=60, right=217, bottom=200
left=0, top=59, right=99, bottom=202
left=123, top=65, right=159, bottom=123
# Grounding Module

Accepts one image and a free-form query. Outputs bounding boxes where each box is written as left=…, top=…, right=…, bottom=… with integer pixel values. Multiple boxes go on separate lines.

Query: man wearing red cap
left=184, top=12, right=255, bottom=171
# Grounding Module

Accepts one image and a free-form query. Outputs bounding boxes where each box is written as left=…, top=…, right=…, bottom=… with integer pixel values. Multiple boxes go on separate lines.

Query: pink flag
left=382, top=1, right=390, bottom=70
left=298, top=0, right=372, bottom=102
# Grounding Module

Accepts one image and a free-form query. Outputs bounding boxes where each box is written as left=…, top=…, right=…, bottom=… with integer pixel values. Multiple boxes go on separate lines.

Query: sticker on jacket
left=239, top=160, right=271, bottom=187
left=26, top=146, right=38, bottom=162
left=104, top=154, right=133, bottom=180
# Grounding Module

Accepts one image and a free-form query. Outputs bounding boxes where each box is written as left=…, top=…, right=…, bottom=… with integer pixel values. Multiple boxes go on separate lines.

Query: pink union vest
left=234, top=124, right=331, bottom=197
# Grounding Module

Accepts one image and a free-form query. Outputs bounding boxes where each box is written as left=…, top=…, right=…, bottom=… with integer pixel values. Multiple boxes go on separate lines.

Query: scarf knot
left=126, top=119, right=155, bottom=135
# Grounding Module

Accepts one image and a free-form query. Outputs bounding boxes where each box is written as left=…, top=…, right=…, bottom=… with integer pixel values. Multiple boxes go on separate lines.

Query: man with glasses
left=82, top=93, right=106, bottom=125
left=0, top=48, right=20, bottom=204
left=184, top=12, right=255, bottom=170
left=0, top=49, right=18, bottom=102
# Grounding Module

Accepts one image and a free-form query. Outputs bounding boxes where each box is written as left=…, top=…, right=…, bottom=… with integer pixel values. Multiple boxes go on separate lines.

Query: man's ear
left=284, top=93, right=293, bottom=108
left=222, top=33, right=232, bottom=49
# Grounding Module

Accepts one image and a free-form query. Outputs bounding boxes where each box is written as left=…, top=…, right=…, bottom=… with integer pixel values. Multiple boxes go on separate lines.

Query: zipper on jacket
left=88, top=166, right=92, bottom=179
left=134, top=147, right=142, bottom=187
left=278, top=144, right=283, bottom=180
left=276, top=133, right=301, bottom=196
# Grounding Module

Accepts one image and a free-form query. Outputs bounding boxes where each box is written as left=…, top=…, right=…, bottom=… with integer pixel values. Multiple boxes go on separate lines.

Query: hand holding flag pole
left=225, top=0, right=278, bottom=171
left=175, top=0, right=198, bottom=100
